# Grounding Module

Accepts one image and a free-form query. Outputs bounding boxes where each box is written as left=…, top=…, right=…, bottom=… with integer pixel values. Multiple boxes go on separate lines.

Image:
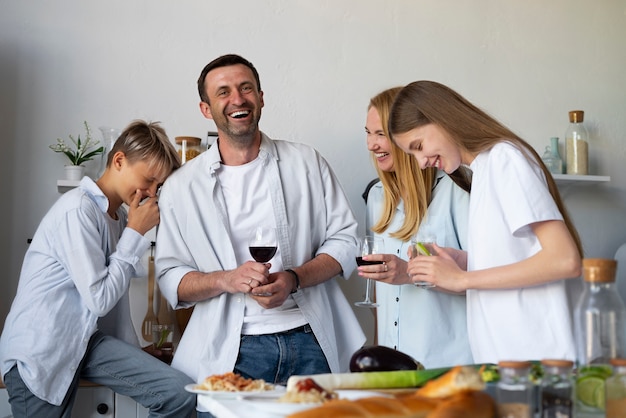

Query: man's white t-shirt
left=219, top=157, right=306, bottom=335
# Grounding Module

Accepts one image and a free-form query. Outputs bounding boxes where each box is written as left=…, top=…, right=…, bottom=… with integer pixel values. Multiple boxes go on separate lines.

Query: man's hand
left=220, top=261, right=271, bottom=294
left=249, top=271, right=294, bottom=309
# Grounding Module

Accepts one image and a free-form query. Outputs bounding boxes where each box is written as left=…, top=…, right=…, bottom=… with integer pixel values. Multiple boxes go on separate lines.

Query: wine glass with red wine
left=249, top=227, right=277, bottom=263
left=355, top=236, right=384, bottom=308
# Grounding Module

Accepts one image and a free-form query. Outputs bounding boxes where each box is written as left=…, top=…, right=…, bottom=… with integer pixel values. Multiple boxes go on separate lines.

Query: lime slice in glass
left=415, top=242, right=431, bottom=256
left=576, top=375, right=606, bottom=409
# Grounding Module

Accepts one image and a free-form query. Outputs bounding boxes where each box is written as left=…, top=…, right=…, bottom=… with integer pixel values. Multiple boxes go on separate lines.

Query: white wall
left=1, top=0, right=626, bottom=342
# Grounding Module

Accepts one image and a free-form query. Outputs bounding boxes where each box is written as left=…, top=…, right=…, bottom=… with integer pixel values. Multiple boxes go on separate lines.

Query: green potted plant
left=50, top=121, right=104, bottom=181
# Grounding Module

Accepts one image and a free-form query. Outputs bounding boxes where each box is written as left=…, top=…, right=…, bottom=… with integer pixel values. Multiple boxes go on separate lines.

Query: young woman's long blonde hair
left=369, top=87, right=437, bottom=242
left=388, top=80, right=583, bottom=256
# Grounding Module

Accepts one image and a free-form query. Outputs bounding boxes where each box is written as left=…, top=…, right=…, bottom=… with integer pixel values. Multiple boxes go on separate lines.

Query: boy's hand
left=127, top=189, right=160, bottom=235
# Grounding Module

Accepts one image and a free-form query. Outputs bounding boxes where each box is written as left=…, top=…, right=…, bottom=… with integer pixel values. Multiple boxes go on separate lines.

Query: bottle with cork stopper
left=573, top=258, right=626, bottom=415
left=565, top=110, right=589, bottom=175
left=574, top=258, right=626, bottom=366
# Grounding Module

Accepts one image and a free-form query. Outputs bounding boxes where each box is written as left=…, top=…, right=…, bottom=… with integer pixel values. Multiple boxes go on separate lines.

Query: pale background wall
left=1, top=0, right=626, bottom=343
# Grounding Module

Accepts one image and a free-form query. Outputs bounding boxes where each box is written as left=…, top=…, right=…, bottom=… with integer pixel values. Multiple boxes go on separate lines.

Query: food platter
left=184, top=384, right=286, bottom=399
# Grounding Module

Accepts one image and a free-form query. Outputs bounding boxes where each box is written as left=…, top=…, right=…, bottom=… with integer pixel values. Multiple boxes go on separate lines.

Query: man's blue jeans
left=5, top=330, right=196, bottom=418
left=235, top=324, right=331, bottom=386
left=197, top=324, right=330, bottom=418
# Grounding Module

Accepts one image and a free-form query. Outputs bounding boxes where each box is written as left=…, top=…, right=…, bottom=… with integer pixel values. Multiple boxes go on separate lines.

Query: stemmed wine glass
left=355, top=236, right=384, bottom=308
left=248, top=227, right=277, bottom=296
left=408, top=226, right=437, bottom=289
left=248, top=227, right=277, bottom=263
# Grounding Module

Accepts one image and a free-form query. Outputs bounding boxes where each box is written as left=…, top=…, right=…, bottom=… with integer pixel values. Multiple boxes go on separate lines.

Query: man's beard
left=218, top=111, right=261, bottom=147
left=225, top=121, right=259, bottom=146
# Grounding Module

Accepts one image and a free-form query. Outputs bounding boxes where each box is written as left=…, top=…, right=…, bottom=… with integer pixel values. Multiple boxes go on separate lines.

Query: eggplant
left=350, top=345, right=424, bottom=372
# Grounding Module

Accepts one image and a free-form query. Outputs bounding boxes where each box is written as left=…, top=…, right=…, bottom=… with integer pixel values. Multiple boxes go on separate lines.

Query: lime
left=576, top=375, right=606, bottom=409
left=415, top=242, right=431, bottom=256
left=579, top=364, right=613, bottom=379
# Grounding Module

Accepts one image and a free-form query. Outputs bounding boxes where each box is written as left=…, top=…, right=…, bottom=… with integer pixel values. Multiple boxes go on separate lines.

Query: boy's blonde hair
left=107, top=120, right=181, bottom=176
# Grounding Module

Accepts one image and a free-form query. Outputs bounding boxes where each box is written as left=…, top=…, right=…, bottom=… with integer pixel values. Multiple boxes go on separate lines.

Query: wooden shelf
left=57, top=179, right=80, bottom=193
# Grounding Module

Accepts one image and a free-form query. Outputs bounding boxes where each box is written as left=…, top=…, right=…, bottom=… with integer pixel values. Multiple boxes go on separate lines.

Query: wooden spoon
left=141, top=249, right=158, bottom=341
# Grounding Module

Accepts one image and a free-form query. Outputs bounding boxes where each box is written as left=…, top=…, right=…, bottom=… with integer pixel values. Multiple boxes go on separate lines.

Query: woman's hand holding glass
left=406, top=243, right=468, bottom=293
left=357, top=253, right=411, bottom=285
left=408, top=228, right=438, bottom=288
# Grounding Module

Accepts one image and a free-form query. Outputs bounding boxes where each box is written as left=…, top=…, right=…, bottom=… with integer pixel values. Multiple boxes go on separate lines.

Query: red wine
left=356, top=257, right=384, bottom=266
left=249, top=246, right=277, bottom=262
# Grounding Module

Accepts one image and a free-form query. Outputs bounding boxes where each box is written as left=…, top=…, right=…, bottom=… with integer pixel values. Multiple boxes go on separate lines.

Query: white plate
left=242, top=398, right=320, bottom=415
left=337, top=390, right=390, bottom=400
left=242, top=389, right=390, bottom=415
left=184, top=384, right=286, bottom=399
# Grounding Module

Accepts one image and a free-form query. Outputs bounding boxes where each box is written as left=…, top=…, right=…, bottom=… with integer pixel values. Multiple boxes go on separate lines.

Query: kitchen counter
left=197, top=387, right=606, bottom=418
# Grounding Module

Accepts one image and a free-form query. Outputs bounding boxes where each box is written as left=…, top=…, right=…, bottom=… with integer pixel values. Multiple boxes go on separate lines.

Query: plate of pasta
left=185, top=372, right=285, bottom=399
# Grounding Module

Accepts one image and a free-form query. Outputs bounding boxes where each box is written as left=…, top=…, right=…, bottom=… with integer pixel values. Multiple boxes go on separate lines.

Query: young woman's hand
left=407, top=245, right=468, bottom=293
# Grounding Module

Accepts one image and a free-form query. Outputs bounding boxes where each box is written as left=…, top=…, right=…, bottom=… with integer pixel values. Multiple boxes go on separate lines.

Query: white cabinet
left=0, top=387, right=11, bottom=418
left=0, top=385, right=149, bottom=418
left=71, top=385, right=115, bottom=418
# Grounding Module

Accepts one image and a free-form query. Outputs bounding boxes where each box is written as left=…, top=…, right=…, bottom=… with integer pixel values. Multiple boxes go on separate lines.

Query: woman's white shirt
left=367, top=171, right=473, bottom=368
left=467, top=142, right=575, bottom=363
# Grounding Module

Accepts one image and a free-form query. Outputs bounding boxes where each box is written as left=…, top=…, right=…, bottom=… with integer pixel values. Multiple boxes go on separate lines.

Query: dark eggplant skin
left=349, top=345, right=424, bottom=372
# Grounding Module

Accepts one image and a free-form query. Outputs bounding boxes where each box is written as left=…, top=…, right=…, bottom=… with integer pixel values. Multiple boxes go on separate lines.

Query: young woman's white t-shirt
left=466, top=142, right=576, bottom=363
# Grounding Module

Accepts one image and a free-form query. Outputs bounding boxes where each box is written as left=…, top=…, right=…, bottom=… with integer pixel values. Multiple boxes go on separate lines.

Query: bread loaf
left=287, top=396, right=436, bottom=418
left=429, top=391, right=496, bottom=418
left=415, top=366, right=485, bottom=398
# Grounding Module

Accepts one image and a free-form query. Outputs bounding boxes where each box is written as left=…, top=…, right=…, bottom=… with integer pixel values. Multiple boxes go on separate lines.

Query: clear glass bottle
left=540, top=359, right=573, bottom=418
left=542, top=146, right=555, bottom=173
left=497, top=360, right=533, bottom=418
left=575, top=259, right=626, bottom=365
left=542, top=137, right=564, bottom=175
left=574, top=258, right=626, bottom=415
left=565, top=110, right=589, bottom=175
left=606, top=358, right=626, bottom=418
left=549, top=137, right=563, bottom=174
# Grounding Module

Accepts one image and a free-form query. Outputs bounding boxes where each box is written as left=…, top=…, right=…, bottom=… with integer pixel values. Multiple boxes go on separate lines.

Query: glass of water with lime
left=408, top=227, right=437, bottom=289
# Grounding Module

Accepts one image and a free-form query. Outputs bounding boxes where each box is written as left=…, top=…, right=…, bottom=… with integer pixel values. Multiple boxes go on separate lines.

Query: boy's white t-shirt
left=466, top=142, right=575, bottom=363
left=218, top=157, right=306, bottom=335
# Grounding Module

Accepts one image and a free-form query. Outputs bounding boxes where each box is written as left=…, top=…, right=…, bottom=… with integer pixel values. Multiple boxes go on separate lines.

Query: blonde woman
left=389, top=80, right=582, bottom=363
left=360, top=87, right=472, bottom=368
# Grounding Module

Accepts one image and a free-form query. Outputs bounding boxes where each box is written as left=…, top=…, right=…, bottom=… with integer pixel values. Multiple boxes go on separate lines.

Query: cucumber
left=286, top=368, right=450, bottom=391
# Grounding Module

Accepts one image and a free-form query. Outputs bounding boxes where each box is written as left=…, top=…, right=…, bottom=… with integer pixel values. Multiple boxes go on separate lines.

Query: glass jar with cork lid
left=497, top=360, right=534, bottom=418
left=175, top=136, right=202, bottom=164
left=565, top=110, right=589, bottom=175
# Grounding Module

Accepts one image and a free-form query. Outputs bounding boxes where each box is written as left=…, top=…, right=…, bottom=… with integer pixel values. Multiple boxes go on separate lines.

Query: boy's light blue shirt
left=0, top=177, right=148, bottom=405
